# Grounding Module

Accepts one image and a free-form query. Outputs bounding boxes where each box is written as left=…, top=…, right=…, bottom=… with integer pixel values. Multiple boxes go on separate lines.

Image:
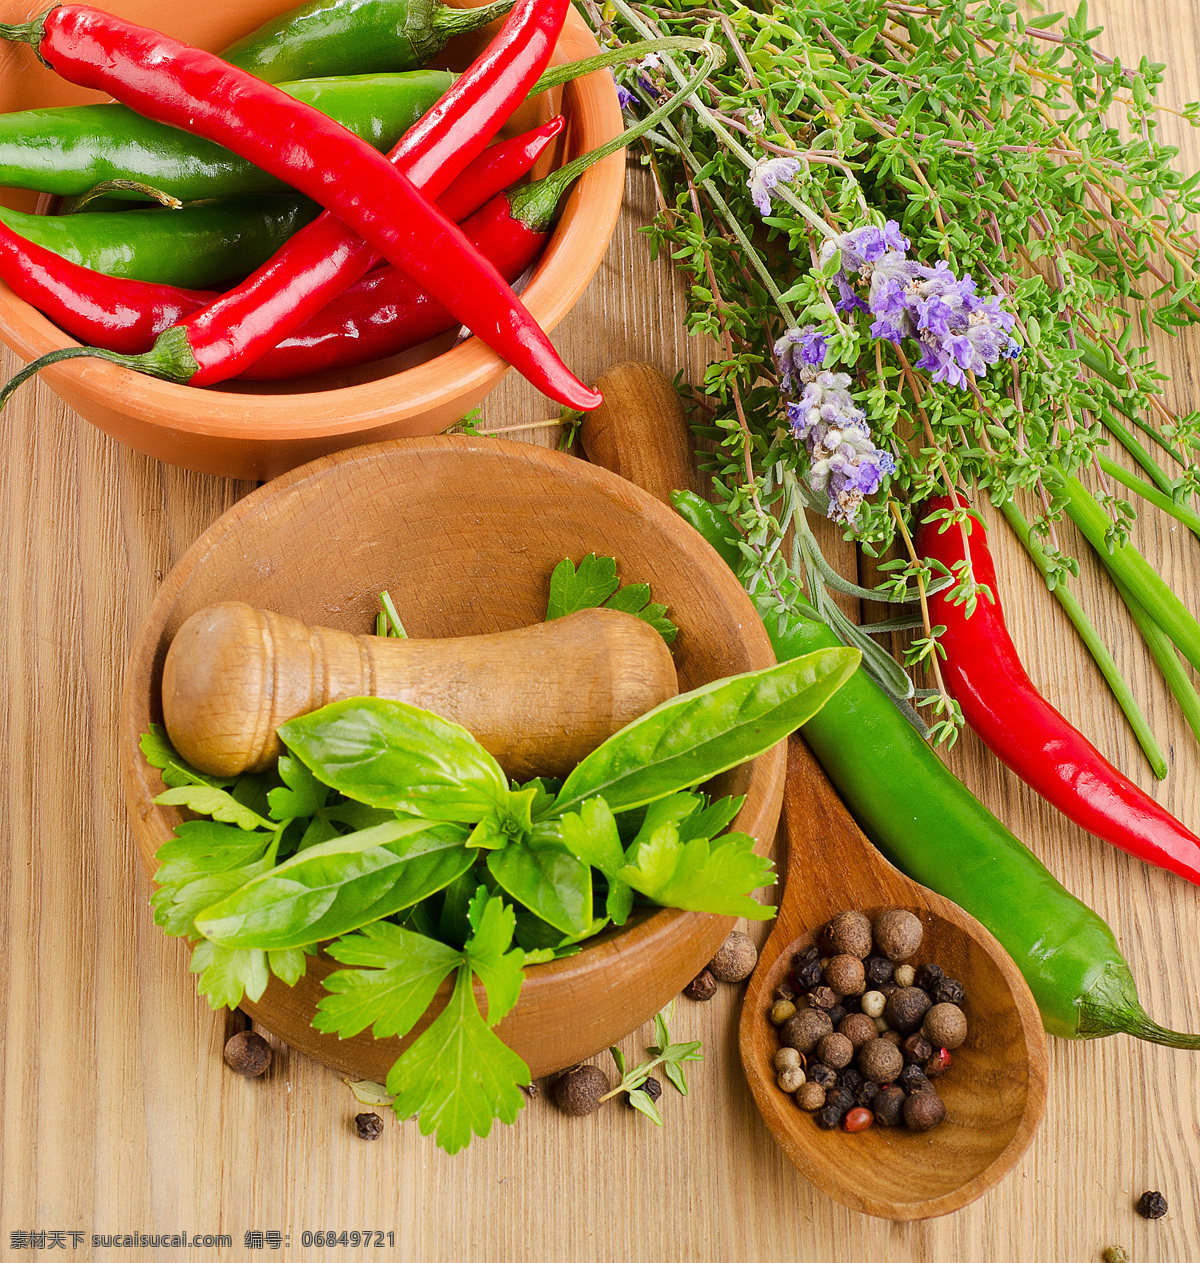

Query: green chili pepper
left=0, top=196, right=318, bottom=289
left=222, top=0, right=516, bottom=84
left=673, top=489, right=1200, bottom=1048
left=0, top=71, right=454, bottom=203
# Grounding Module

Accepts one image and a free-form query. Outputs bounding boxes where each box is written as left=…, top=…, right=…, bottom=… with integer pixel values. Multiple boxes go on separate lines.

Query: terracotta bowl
left=120, top=437, right=787, bottom=1079
left=0, top=0, right=624, bottom=480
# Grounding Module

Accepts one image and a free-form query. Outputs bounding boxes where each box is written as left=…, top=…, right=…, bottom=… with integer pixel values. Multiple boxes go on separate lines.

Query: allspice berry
left=816, top=1032, right=854, bottom=1070
left=872, top=909, right=923, bottom=961
left=838, top=1012, right=877, bottom=1050
left=923, top=1002, right=968, bottom=1050
left=823, top=910, right=873, bottom=959
left=683, top=969, right=718, bottom=1001
left=224, top=1030, right=272, bottom=1078
left=708, top=930, right=758, bottom=982
left=884, top=986, right=932, bottom=1034
left=354, top=1112, right=384, bottom=1141
left=903, top=1088, right=946, bottom=1132
left=873, top=1084, right=907, bottom=1127
left=553, top=1064, right=610, bottom=1116
left=857, top=1037, right=904, bottom=1085
left=780, top=1007, right=833, bottom=1054
left=824, top=954, right=866, bottom=996
left=797, top=1081, right=826, bottom=1112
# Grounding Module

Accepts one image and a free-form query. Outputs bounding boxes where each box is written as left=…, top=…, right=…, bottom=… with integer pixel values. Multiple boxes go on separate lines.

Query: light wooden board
left=2, top=0, right=1200, bottom=1256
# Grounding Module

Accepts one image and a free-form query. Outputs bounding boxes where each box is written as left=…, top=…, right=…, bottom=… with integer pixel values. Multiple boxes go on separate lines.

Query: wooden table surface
left=4, top=1, right=1200, bottom=1257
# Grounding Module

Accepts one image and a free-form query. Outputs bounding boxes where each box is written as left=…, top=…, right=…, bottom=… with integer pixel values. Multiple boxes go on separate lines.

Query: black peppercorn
left=840, top=992, right=862, bottom=1014
left=878, top=980, right=898, bottom=997
left=774, top=981, right=797, bottom=1004
left=815, top=1104, right=842, bottom=1130
left=914, top=962, right=944, bottom=992
left=355, top=1112, right=384, bottom=1140
left=629, top=1077, right=663, bottom=1107
left=932, top=977, right=966, bottom=1006
left=808, top=1062, right=837, bottom=1089
left=824, top=1086, right=854, bottom=1117
left=826, top=1004, right=847, bottom=1028
left=854, top=1080, right=879, bottom=1108
left=898, top=1064, right=931, bottom=1093
left=683, top=969, right=718, bottom=1001
left=793, top=957, right=822, bottom=990
left=902, top=1034, right=934, bottom=1065
left=838, top=1067, right=864, bottom=1092
left=1136, top=1190, right=1168, bottom=1220
left=799, top=943, right=820, bottom=961
left=864, top=955, right=895, bottom=987
left=872, top=1084, right=906, bottom=1128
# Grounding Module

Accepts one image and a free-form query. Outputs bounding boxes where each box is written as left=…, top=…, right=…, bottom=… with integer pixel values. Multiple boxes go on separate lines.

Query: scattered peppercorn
left=798, top=943, right=820, bottom=961
left=793, top=956, right=823, bottom=991
left=903, top=1088, right=946, bottom=1132
left=873, top=1016, right=890, bottom=1034
left=777, top=1066, right=806, bottom=1094
left=924, top=1047, right=952, bottom=1078
left=873, top=1084, right=907, bottom=1127
left=775, top=1047, right=802, bottom=1073
left=898, top=1064, right=931, bottom=1094
left=932, top=977, right=967, bottom=1007
left=885, top=986, right=932, bottom=1034
left=854, top=1078, right=879, bottom=1107
left=797, top=1081, right=826, bottom=1111
left=1136, top=1191, right=1168, bottom=1220
left=861, top=990, right=886, bottom=1019
left=815, top=1104, right=842, bottom=1129
left=771, top=999, right=797, bottom=1026
left=708, top=930, right=758, bottom=982
left=808, top=1062, right=837, bottom=1089
left=873, top=909, right=923, bottom=961
left=839, top=1012, right=877, bottom=1049
left=824, top=910, right=873, bottom=959
left=825, top=954, right=867, bottom=996
left=893, top=963, right=916, bottom=989
left=683, top=969, right=718, bottom=1002
left=842, top=1106, right=874, bottom=1132
left=923, top=1002, right=968, bottom=1050
left=858, top=1038, right=904, bottom=1085
left=902, top=1034, right=934, bottom=1064
left=817, top=1032, right=854, bottom=1070
left=223, top=1030, right=272, bottom=1078
left=553, top=1064, right=610, bottom=1116
left=864, top=955, right=895, bottom=987
left=636, top=1077, right=663, bottom=1105
left=354, top=1112, right=384, bottom=1140
left=1102, top=1248, right=1130, bottom=1263
left=781, top=1008, right=833, bottom=1054
left=808, top=986, right=839, bottom=1010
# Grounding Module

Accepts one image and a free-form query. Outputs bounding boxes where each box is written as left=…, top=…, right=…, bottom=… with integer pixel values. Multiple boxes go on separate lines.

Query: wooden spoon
left=582, top=361, right=1048, bottom=1220
left=162, top=600, right=678, bottom=780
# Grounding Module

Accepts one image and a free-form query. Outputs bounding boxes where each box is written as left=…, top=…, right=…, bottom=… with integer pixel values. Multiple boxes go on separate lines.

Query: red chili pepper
left=916, top=495, right=1200, bottom=886
left=0, top=2, right=598, bottom=409
left=0, top=119, right=563, bottom=358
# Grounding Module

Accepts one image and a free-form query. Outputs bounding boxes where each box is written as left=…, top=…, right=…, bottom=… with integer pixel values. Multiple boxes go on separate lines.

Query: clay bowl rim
left=119, top=435, right=786, bottom=1057
left=740, top=895, right=1049, bottom=1221
left=0, top=0, right=626, bottom=440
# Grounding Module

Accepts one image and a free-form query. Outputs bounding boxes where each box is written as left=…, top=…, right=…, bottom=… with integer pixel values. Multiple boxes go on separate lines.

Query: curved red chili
left=0, top=118, right=563, bottom=358
left=917, top=495, right=1200, bottom=886
left=0, top=2, right=598, bottom=409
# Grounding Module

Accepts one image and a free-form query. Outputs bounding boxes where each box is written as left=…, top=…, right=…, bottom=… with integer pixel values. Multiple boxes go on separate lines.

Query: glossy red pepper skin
left=13, top=3, right=598, bottom=409
left=242, top=190, right=550, bottom=379
left=917, top=495, right=1200, bottom=886
left=0, top=119, right=561, bottom=359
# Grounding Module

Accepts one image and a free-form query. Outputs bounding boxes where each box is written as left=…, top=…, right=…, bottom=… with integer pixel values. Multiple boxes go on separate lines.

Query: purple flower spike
left=775, top=325, right=829, bottom=392
left=748, top=155, right=802, bottom=217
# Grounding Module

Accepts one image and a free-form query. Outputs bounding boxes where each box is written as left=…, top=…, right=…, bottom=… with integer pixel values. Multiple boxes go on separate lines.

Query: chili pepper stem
left=511, top=41, right=724, bottom=232
left=0, top=11, right=47, bottom=45
left=432, top=0, right=517, bottom=37
left=530, top=35, right=714, bottom=96
left=0, top=325, right=197, bottom=409
left=64, top=179, right=183, bottom=213
left=1078, top=964, right=1200, bottom=1048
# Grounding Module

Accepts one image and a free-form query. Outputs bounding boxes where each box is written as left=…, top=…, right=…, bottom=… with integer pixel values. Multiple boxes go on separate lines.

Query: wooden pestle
left=162, top=602, right=679, bottom=780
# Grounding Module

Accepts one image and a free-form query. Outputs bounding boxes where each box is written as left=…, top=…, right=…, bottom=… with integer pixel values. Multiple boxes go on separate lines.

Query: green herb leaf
left=154, top=784, right=275, bottom=832
left=556, top=796, right=624, bottom=875
left=268, top=755, right=328, bottom=822
left=152, top=820, right=274, bottom=887
left=462, top=889, right=526, bottom=1023
left=618, top=829, right=774, bottom=919
left=627, top=1088, right=665, bottom=1124
left=487, top=824, right=594, bottom=936
left=194, top=820, right=472, bottom=950
left=189, top=941, right=270, bottom=1010
left=140, top=724, right=236, bottom=789
left=546, top=555, right=679, bottom=643
left=549, top=650, right=860, bottom=816
left=279, top=697, right=510, bottom=822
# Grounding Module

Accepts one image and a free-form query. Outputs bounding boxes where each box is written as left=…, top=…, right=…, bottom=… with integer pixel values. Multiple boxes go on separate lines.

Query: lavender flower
left=786, top=372, right=896, bottom=523
left=611, top=71, right=636, bottom=110
left=774, top=325, right=828, bottom=391
left=748, top=156, right=802, bottom=216
left=820, top=220, right=910, bottom=276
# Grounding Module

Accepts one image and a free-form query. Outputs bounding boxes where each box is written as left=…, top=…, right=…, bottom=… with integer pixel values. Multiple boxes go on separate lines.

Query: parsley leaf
left=545, top=555, right=678, bottom=644
left=267, top=755, right=328, bottom=822
left=619, top=828, right=775, bottom=919
left=140, top=723, right=237, bottom=789
left=154, top=785, right=274, bottom=832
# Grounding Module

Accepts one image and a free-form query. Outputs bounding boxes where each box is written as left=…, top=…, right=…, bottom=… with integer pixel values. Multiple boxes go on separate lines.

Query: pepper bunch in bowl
left=0, top=0, right=719, bottom=404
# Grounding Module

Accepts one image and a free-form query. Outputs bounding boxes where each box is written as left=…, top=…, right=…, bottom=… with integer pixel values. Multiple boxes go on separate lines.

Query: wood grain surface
left=3, top=0, right=1200, bottom=1256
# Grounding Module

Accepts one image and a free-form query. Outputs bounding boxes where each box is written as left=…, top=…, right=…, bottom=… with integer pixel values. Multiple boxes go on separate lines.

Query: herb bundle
left=591, top=0, right=1200, bottom=759
left=143, top=564, right=859, bottom=1152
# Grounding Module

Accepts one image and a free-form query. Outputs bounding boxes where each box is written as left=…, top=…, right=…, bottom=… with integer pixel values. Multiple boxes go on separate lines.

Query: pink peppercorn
left=842, top=1107, right=873, bottom=1132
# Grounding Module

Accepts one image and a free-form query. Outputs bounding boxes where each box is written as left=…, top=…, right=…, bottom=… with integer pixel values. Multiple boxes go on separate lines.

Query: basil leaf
left=549, top=649, right=860, bottom=816
left=194, top=820, right=472, bottom=950
left=487, top=824, right=593, bottom=935
left=279, top=698, right=510, bottom=822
